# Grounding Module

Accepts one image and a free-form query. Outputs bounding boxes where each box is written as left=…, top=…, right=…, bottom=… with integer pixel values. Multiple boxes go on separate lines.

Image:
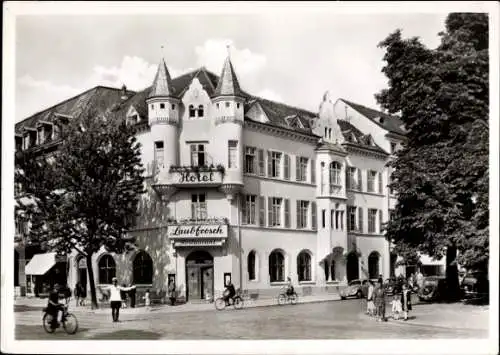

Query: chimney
left=121, top=84, right=128, bottom=100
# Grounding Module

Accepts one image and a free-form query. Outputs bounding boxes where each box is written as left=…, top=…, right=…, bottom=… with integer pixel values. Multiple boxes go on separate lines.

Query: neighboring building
left=15, top=53, right=416, bottom=301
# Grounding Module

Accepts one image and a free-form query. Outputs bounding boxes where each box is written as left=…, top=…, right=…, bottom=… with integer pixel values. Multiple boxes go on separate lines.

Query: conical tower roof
left=148, top=58, right=175, bottom=99
left=214, top=55, right=242, bottom=97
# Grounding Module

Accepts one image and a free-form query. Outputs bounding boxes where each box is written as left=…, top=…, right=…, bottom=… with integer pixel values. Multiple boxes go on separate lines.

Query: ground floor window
left=248, top=251, right=256, bottom=281
left=269, top=250, right=285, bottom=282
left=98, top=254, right=116, bottom=284
left=297, top=251, right=312, bottom=282
left=133, top=251, right=153, bottom=284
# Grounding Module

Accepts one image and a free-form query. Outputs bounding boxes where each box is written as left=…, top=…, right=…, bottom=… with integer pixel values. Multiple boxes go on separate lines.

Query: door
left=346, top=253, right=359, bottom=282
left=201, top=266, right=214, bottom=300
left=187, top=267, right=201, bottom=301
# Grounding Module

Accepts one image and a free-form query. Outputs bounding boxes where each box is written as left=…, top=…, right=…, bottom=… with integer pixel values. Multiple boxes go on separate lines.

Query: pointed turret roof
left=148, top=58, right=175, bottom=99
left=214, top=55, right=242, bottom=97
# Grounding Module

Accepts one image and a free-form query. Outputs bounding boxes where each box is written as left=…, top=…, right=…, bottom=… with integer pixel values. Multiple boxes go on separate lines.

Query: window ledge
left=326, top=281, right=341, bottom=285
left=298, top=281, right=315, bottom=285
left=244, top=174, right=315, bottom=187
left=270, top=282, right=287, bottom=286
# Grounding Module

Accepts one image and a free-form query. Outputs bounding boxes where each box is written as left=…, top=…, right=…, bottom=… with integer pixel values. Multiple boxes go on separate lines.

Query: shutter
left=267, top=151, right=272, bottom=177
left=241, top=195, right=247, bottom=225
left=253, top=149, right=257, bottom=174
left=378, top=172, right=383, bottom=194
left=311, top=202, right=317, bottom=230
left=296, top=200, right=301, bottom=228
left=379, top=209, right=383, bottom=233
left=295, top=156, right=300, bottom=181
left=311, top=160, right=316, bottom=184
left=258, top=149, right=264, bottom=176
left=259, top=196, right=265, bottom=226
left=357, top=168, right=362, bottom=191
left=284, top=154, right=290, bottom=180
left=268, top=197, right=273, bottom=227
left=358, top=207, right=363, bottom=233
left=284, top=199, right=290, bottom=228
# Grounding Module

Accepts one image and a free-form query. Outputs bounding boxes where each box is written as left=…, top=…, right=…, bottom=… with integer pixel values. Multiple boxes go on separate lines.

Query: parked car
left=418, top=276, right=448, bottom=302
left=384, top=277, right=405, bottom=296
left=340, top=279, right=369, bottom=300
left=461, top=271, right=489, bottom=304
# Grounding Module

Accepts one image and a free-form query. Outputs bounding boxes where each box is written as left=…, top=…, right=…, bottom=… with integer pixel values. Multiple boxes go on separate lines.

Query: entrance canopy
left=25, top=252, right=57, bottom=275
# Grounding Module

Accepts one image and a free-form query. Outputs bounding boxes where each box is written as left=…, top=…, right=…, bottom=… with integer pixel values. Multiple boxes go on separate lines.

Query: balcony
left=167, top=217, right=229, bottom=248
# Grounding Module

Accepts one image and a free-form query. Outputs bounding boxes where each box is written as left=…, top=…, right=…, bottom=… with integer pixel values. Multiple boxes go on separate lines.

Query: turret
left=146, top=58, right=180, bottom=179
left=212, top=49, right=245, bottom=199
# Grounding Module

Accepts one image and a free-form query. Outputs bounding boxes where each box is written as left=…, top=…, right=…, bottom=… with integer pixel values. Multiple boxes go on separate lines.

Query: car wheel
left=356, top=290, right=363, bottom=299
left=341, top=296, right=346, bottom=300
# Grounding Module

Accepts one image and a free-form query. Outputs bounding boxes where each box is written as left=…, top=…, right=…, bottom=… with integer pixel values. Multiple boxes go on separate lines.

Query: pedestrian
left=374, top=278, right=386, bottom=322
left=401, top=283, right=412, bottom=321
left=143, top=289, right=151, bottom=311
left=103, top=277, right=136, bottom=322
left=391, top=293, right=402, bottom=320
left=168, top=280, right=176, bottom=306
left=366, top=280, right=375, bottom=317
left=74, top=283, right=81, bottom=307
left=129, top=283, right=136, bottom=308
left=416, top=270, right=424, bottom=290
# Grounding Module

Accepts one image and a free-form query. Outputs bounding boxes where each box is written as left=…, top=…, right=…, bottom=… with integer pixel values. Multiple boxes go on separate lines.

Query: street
left=14, top=299, right=488, bottom=340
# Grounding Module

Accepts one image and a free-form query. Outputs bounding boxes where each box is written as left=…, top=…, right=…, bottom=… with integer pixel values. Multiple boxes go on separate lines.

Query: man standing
left=104, top=277, right=136, bottom=322
left=374, top=278, right=386, bottom=322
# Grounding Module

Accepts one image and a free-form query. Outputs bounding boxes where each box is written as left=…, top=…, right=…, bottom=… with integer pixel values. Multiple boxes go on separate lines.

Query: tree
left=377, top=13, right=489, bottom=299
left=16, top=111, right=145, bottom=308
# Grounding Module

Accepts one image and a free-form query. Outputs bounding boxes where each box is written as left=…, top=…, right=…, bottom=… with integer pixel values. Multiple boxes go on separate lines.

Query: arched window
left=189, top=105, right=196, bottom=118
left=269, top=250, right=285, bottom=282
left=248, top=251, right=256, bottom=281
left=197, top=105, right=204, bottom=117
left=98, top=255, right=116, bottom=284
left=330, top=260, right=336, bottom=281
left=297, top=251, right=312, bottom=282
left=133, top=251, right=153, bottom=284
left=368, top=251, right=380, bottom=280
left=330, top=162, right=341, bottom=186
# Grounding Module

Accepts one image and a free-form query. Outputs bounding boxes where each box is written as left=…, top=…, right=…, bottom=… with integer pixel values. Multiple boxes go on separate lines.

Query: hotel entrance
left=186, top=251, right=214, bottom=302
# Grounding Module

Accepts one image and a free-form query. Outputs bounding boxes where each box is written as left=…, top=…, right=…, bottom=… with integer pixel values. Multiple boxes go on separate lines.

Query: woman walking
left=374, top=278, right=386, bottom=322
left=401, top=283, right=412, bottom=321
left=366, top=280, right=375, bottom=317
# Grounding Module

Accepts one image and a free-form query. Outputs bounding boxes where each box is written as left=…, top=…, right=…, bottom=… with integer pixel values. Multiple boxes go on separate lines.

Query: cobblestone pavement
left=14, top=299, right=488, bottom=340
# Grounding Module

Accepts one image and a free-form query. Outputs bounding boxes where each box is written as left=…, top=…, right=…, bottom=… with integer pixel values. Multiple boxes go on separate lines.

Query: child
left=391, top=294, right=402, bottom=320
left=366, top=281, right=375, bottom=317
left=401, top=283, right=412, bottom=321
left=143, top=289, right=151, bottom=311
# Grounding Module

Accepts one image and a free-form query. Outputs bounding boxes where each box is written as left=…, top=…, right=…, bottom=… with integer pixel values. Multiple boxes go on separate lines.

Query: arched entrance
left=76, top=256, right=87, bottom=294
left=368, top=252, right=380, bottom=279
left=346, top=252, right=359, bottom=282
left=186, top=251, right=214, bottom=302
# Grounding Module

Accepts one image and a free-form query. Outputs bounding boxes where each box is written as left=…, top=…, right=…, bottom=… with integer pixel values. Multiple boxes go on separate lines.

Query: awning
left=25, top=252, right=57, bottom=275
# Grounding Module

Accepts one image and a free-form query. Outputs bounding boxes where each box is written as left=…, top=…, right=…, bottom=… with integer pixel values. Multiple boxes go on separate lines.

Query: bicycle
left=42, top=304, right=78, bottom=334
left=277, top=287, right=298, bottom=305
left=215, top=291, right=244, bottom=310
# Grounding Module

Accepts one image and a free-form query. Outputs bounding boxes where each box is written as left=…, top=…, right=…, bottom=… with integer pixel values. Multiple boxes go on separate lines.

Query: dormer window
left=237, top=103, right=240, bottom=109
left=172, top=104, right=176, bottom=110
left=197, top=105, right=204, bottom=118
left=189, top=105, right=196, bottom=118
left=225, top=102, right=230, bottom=108
left=160, top=103, right=165, bottom=109
left=151, top=104, right=154, bottom=110
left=390, top=142, right=397, bottom=153
left=216, top=103, right=220, bottom=109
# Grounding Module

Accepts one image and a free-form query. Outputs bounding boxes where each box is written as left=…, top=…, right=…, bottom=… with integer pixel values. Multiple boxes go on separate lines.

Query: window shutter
left=259, top=196, right=265, bottom=226
left=295, top=156, right=300, bottom=181
left=357, top=168, right=362, bottom=191
left=296, top=200, right=301, bottom=228
left=311, top=201, right=317, bottom=230
left=258, top=149, right=265, bottom=176
left=284, top=154, right=290, bottom=180
left=267, top=151, right=272, bottom=177
left=311, top=160, right=316, bottom=184
left=284, top=199, right=290, bottom=228
left=253, top=149, right=257, bottom=174
left=241, top=195, right=247, bottom=225
left=379, top=209, right=383, bottom=233
left=268, top=197, right=273, bottom=227
left=378, top=172, right=383, bottom=194
left=358, top=207, right=363, bottom=233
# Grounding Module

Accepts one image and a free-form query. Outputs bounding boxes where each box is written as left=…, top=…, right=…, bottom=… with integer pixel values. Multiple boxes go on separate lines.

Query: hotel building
left=15, top=53, right=414, bottom=301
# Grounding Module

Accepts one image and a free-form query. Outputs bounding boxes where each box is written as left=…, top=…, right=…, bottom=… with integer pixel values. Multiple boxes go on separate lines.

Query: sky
left=14, top=7, right=450, bottom=122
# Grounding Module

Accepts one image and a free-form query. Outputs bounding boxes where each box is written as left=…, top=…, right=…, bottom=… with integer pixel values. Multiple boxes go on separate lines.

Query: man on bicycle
left=223, top=281, right=236, bottom=305
left=286, top=277, right=294, bottom=296
left=47, top=284, right=64, bottom=329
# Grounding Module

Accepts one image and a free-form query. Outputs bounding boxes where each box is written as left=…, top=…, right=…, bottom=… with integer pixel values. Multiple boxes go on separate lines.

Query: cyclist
left=223, top=281, right=236, bottom=306
left=47, top=284, right=64, bottom=329
left=286, top=277, right=294, bottom=296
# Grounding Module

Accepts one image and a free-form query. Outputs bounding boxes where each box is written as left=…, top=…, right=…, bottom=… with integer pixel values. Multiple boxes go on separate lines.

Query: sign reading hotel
left=172, top=171, right=223, bottom=186
left=167, top=224, right=228, bottom=239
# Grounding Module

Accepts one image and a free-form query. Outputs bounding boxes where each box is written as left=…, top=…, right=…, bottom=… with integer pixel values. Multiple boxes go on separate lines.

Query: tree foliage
left=15, top=110, right=145, bottom=308
left=377, top=13, right=489, bottom=275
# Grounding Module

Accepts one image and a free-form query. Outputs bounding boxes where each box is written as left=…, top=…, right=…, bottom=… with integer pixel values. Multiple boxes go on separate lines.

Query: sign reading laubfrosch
left=167, top=224, right=228, bottom=239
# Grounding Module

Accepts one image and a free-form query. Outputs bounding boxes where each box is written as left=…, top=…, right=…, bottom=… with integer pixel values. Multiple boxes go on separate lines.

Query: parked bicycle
left=42, top=304, right=78, bottom=334
left=277, top=287, right=298, bottom=305
left=215, top=290, right=244, bottom=310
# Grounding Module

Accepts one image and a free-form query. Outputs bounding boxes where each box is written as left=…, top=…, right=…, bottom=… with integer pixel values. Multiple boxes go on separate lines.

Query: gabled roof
left=340, top=98, right=406, bottom=136
left=213, top=56, right=242, bottom=97
left=148, top=58, right=175, bottom=99
left=338, top=119, right=387, bottom=154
